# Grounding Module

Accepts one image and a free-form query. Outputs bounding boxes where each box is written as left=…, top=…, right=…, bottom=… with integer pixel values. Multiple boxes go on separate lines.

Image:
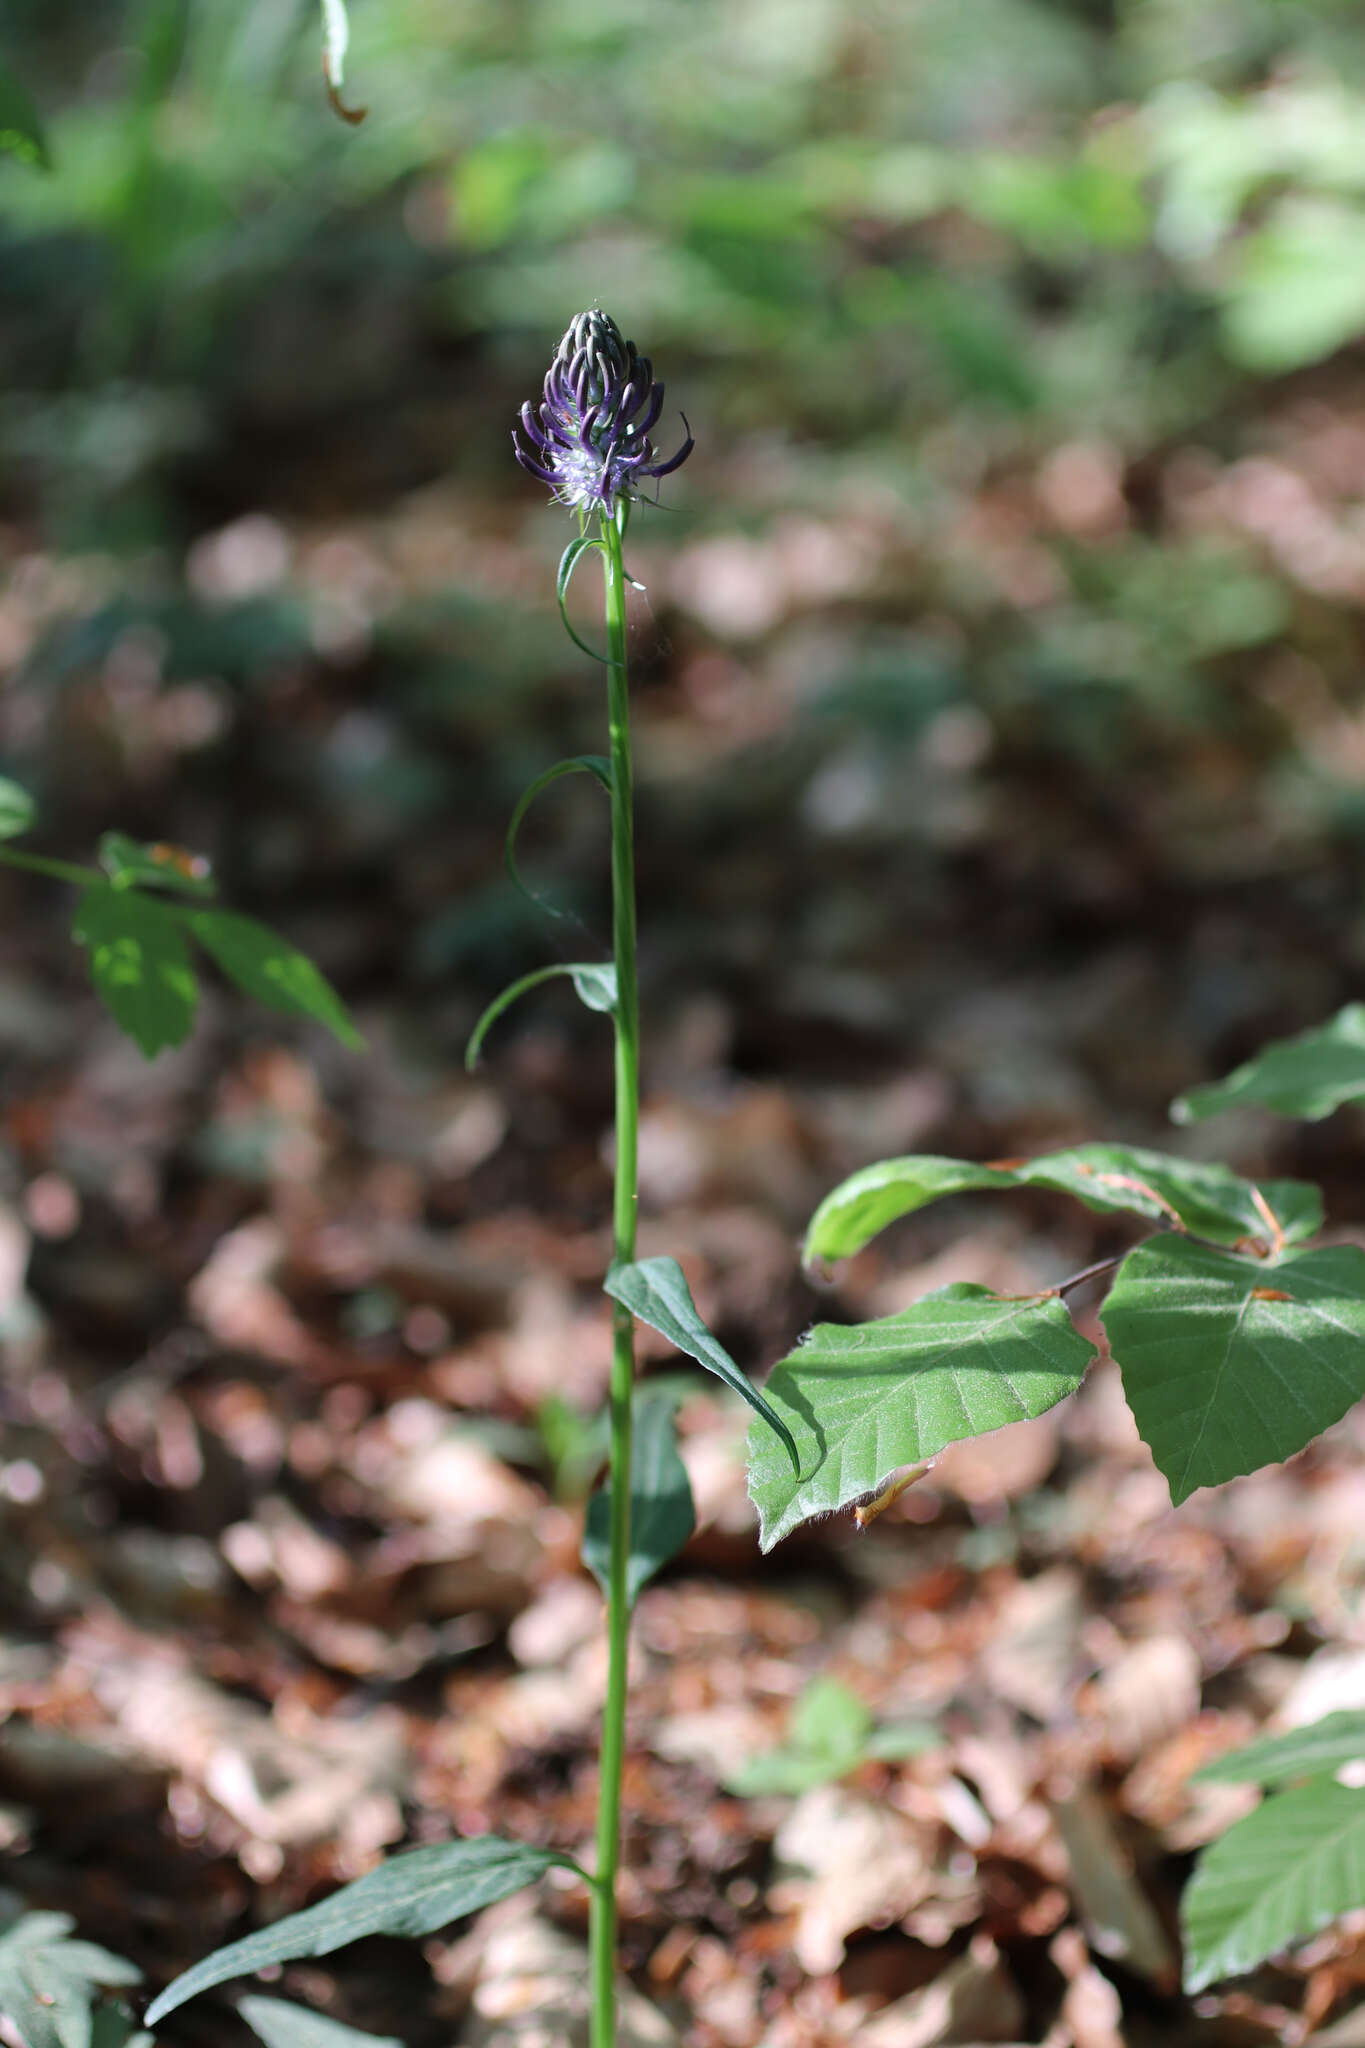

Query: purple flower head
left=514, top=308, right=693, bottom=516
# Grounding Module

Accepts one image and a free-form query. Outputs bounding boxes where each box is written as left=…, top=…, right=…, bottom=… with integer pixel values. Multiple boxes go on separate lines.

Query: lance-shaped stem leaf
left=465, top=960, right=617, bottom=1070
left=240, top=1997, right=402, bottom=2048
left=505, top=754, right=612, bottom=920
left=145, top=1840, right=584, bottom=2026
left=605, top=1254, right=798, bottom=1469
left=582, top=1387, right=695, bottom=1609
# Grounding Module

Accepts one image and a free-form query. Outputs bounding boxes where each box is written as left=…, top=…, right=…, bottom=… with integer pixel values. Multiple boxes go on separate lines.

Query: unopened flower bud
left=513, top=308, right=693, bottom=516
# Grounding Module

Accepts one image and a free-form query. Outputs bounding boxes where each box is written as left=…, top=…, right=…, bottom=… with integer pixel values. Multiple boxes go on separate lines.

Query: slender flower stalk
left=514, top=310, right=692, bottom=2048
left=591, top=500, right=638, bottom=2048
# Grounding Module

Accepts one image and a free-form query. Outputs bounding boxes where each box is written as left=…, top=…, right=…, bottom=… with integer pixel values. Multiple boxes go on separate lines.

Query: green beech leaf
left=1182, top=1779, right=1365, bottom=1991
left=98, top=832, right=215, bottom=898
left=1174, top=1006, right=1365, bottom=1123
left=582, top=1387, right=695, bottom=1606
left=185, top=910, right=363, bottom=1050
left=505, top=756, right=611, bottom=920
left=0, top=66, right=51, bottom=170
left=746, top=1284, right=1095, bottom=1551
left=72, top=885, right=198, bottom=1057
left=556, top=534, right=609, bottom=665
left=0, top=776, right=35, bottom=839
left=0, top=1912, right=141, bottom=2048
left=604, top=1256, right=798, bottom=1468
left=1102, top=1236, right=1365, bottom=1506
left=1195, top=1711, right=1365, bottom=1787
left=804, top=1143, right=1321, bottom=1264
left=145, top=1840, right=579, bottom=2026
left=240, top=1995, right=403, bottom=2048
left=465, top=960, right=616, bottom=1069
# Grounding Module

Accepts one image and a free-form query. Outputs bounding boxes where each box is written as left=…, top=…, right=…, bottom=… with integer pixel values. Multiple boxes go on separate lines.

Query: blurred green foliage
left=2, top=0, right=1365, bottom=1081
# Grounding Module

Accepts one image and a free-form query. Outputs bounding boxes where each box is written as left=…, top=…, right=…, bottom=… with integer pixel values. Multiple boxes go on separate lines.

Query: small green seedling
left=724, top=1676, right=939, bottom=1799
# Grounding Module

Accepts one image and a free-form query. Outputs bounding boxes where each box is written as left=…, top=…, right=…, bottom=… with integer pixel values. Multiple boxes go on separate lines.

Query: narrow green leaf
left=1195, top=1711, right=1365, bottom=1788
left=0, top=65, right=51, bottom=171
left=603, top=1256, right=799, bottom=1469
left=747, top=1283, right=1095, bottom=1551
left=240, top=1995, right=403, bottom=2048
left=1174, top=1006, right=1365, bottom=1123
left=98, top=832, right=215, bottom=898
left=465, top=960, right=616, bottom=1069
left=1182, top=1779, right=1365, bottom=1991
left=0, top=777, right=35, bottom=840
left=557, top=535, right=609, bottom=665
left=72, top=885, right=198, bottom=1058
left=185, top=910, right=363, bottom=1051
left=582, top=1387, right=696, bottom=1606
left=145, top=1840, right=578, bottom=2026
left=0, top=1914, right=141, bottom=2048
left=1102, top=1236, right=1365, bottom=1506
left=505, top=756, right=611, bottom=920
left=804, top=1143, right=1321, bottom=1264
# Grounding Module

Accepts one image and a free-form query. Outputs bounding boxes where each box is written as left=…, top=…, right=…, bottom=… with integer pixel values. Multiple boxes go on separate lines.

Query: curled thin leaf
left=557, top=534, right=610, bottom=664
left=465, top=961, right=617, bottom=1070
left=505, top=756, right=612, bottom=920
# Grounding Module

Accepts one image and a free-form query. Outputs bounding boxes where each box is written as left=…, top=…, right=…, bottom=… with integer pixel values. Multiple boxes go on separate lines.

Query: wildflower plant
left=16, top=313, right=1365, bottom=2046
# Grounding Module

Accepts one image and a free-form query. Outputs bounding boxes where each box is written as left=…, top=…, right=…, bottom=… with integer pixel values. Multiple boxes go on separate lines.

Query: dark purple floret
left=513, top=308, right=693, bottom=515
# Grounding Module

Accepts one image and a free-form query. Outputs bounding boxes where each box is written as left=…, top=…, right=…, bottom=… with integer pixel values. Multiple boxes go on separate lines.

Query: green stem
left=590, top=502, right=639, bottom=2048
left=0, top=847, right=102, bottom=889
